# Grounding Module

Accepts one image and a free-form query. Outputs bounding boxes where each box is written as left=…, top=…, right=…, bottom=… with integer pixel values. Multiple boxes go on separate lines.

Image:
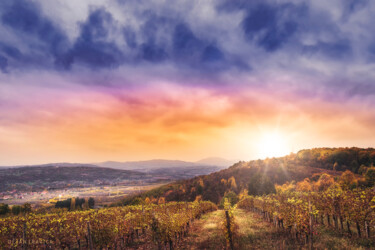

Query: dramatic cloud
left=0, top=0, right=375, bottom=164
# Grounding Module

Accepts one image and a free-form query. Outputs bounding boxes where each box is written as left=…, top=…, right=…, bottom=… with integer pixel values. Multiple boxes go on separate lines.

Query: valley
left=0, top=159, right=228, bottom=206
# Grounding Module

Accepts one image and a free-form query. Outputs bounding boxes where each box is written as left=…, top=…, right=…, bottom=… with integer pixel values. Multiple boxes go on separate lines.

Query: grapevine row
left=221, top=198, right=237, bottom=250
left=0, top=201, right=217, bottom=249
left=238, top=188, right=375, bottom=243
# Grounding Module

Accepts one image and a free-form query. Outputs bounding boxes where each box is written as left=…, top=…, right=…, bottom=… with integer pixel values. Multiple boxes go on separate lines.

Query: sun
left=258, top=132, right=290, bottom=159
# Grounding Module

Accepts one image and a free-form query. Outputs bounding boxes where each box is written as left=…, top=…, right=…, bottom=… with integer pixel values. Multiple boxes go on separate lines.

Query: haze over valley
left=0, top=158, right=232, bottom=206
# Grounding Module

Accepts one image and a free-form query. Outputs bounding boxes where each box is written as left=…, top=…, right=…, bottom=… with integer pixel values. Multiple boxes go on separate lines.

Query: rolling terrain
left=1, top=147, right=374, bottom=249
left=0, top=166, right=146, bottom=192
left=0, top=158, right=230, bottom=193
left=120, top=147, right=375, bottom=205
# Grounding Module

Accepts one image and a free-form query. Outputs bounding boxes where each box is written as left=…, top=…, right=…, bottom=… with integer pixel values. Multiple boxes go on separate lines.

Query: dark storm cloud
left=123, top=27, right=137, bottom=49
left=218, top=0, right=354, bottom=59
left=303, top=40, right=352, bottom=59
left=0, top=43, right=23, bottom=60
left=0, top=54, right=8, bottom=72
left=221, top=1, right=309, bottom=53
left=0, top=1, right=236, bottom=73
left=241, top=4, right=299, bottom=51
left=1, top=0, right=69, bottom=67
left=201, top=45, right=224, bottom=63
left=57, top=8, right=124, bottom=69
left=172, top=23, right=203, bottom=58
left=0, top=0, right=374, bottom=96
left=138, top=15, right=170, bottom=62
left=171, top=22, right=227, bottom=69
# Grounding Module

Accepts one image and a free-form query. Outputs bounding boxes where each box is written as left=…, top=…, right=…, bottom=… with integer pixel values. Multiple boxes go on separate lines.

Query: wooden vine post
left=365, top=221, right=370, bottom=238
left=225, top=210, right=234, bottom=250
left=87, top=221, right=93, bottom=250
left=309, top=200, right=313, bottom=250
left=23, top=221, right=27, bottom=250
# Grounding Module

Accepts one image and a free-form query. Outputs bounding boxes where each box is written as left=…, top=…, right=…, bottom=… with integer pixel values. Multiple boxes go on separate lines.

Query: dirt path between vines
left=180, top=209, right=290, bottom=249
left=180, top=209, right=367, bottom=249
left=179, top=210, right=227, bottom=249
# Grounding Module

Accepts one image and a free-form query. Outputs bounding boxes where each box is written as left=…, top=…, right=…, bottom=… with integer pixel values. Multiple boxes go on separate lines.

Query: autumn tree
left=158, top=197, right=165, bottom=204
left=70, top=198, right=76, bottom=211
left=88, top=197, right=95, bottom=208
left=221, top=178, right=227, bottom=186
left=313, top=173, right=334, bottom=191
left=275, top=181, right=296, bottom=194
left=22, top=203, right=32, bottom=213
left=219, top=191, right=239, bottom=207
left=338, top=170, right=357, bottom=190
left=228, top=176, right=237, bottom=190
left=0, top=203, right=9, bottom=215
left=145, top=197, right=151, bottom=204
left=11, top=205, right=21, bottom=215
left=296, top=178, right=312, bottom=192
left=195, top=195, right=202, bottom=202
left=238, top=189, right=248, bottom=200
left=364, top=167, right=375, bottom=187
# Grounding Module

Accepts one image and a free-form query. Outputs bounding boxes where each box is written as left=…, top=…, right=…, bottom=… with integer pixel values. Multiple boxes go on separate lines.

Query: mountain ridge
left=1, top=157, right=233, bottom=170
left=119, top=147, right=375, bottom=205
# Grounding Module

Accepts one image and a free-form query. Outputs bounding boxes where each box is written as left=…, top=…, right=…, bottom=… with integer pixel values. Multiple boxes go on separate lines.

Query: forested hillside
left=293, top=147, right=375, bottom=173
left=119, top=148, right=375, bottom=205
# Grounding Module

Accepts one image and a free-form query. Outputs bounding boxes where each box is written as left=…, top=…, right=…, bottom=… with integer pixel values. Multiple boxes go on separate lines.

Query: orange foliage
left=312, top=173, right=335, bottom=191
left=158, top=197, right=165, bottom=204
left=338, top=170, right=357, bottom=189
left=194, top=195, right=202, bottom=202
left=275, top=181, right=296, bottom=193
left=198, top=178, right=204, bottom=188
left=296, top=178, right=312, bottom=192
left=221, top=179, right=227, bottom=185
left=238, top=189, right=248, bottom=200
left=228, top=176, right=237, bottom=189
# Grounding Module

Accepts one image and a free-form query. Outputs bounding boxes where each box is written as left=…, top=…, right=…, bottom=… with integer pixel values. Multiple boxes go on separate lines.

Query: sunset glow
left=259, top=132, right=290, bottom=159
left=0, top=1, right=375, bottom=165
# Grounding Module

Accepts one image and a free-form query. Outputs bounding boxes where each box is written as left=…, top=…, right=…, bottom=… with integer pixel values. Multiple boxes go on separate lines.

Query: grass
left=180, top=210, right=227, bottom=249
left=98, top=208, right=373, bottom=249
left=181, top=209, right=372, bottom=249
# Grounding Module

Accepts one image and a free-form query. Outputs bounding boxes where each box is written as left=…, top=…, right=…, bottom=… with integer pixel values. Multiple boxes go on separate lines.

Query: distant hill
left=95, top=159, right=225, bottom=176
left=96, top=159, right=227, bottom=170
left=0, top=166, right=146, bottom=192
left=119, top=147, right=375, bottom=205
left=96, top=159, right=204, bottom=170
left=0, top=162, right=99, bottom=169
left=0, top=159, right=227, bottom=193
left=195, top=157, right=236, bottom=167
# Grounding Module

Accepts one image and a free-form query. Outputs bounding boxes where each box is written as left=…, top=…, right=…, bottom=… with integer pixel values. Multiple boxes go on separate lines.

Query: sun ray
left=258, top=131, right=290, bottom=159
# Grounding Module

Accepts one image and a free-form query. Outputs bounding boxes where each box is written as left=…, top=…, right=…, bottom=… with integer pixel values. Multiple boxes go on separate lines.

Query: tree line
left=55, top=197, right=95, bottom=210
left=0, top=203, right=31, bottom=216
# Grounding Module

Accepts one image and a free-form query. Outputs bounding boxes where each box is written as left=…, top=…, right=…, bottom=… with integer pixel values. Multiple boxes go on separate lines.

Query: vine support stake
left=365, top=221, right=370, bottom=238
left=225, top=210, right=234, bottom=250
left=309, top=200, right=313, bottom=250
left=23, top=221, right=27, bottom=250
left=87, top=221, right=93, bottom=250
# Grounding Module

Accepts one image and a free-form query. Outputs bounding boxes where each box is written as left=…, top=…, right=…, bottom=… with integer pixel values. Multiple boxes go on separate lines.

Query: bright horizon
left=1, top=1, right=375, bottom=166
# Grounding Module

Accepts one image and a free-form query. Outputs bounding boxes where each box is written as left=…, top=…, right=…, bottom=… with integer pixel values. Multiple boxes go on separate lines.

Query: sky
left=0, top=0, right=375, bottom=165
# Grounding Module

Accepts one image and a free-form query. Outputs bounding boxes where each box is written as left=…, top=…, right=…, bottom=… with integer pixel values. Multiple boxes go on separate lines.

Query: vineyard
left=237, top=187, right=375, bottom=246
left=1, top=151, right=375, bottom=249
left=0, top=201, right=217, bottom=249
